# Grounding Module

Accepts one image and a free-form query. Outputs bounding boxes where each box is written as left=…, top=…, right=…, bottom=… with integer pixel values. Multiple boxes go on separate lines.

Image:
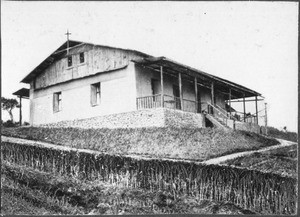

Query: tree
left=1, top=97, right=19, bottom=122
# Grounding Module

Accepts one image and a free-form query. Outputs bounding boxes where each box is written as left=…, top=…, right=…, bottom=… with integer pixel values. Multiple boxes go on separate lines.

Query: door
left=173, top=85, right=181, bottom=110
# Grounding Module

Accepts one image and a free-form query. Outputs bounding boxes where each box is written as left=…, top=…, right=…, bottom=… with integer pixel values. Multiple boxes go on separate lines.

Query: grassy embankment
left=2, top=127, right=279, bottom=161
left=1, top=161, right=256, bottom=215
left=223, top=143, right=297, bottom=178
left=265, top=126, right=297, bottom=142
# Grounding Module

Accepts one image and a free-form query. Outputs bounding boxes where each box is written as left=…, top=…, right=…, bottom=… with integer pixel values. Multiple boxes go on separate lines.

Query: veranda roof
left=12, top=88, right=29, bottom=99
left=133, top=56, right=262, bottom=100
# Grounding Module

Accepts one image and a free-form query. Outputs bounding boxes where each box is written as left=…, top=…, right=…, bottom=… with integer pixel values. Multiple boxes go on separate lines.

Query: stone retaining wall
left=40, top=108, right=205, bottom=129
left=164, top=108, right=204, bottom=128
left=235, top=121, right=260, bottom=134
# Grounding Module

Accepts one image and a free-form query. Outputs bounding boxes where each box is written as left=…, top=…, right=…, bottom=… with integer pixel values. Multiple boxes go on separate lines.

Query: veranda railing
left=136, top=94, right=200, bottom=113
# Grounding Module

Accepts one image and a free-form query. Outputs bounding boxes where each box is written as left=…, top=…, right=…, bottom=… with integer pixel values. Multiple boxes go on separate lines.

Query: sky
left=1, top=1, right=298, bottom=132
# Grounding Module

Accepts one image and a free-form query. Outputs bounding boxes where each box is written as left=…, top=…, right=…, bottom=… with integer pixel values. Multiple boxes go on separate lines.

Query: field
left=2, top=126, right=279, bottom=161
left=1, top=136, right=297, bottom=215
left=1, top=161, right=257, bottom=215
left=223, top=143, right=297, bottom=179
left=1, top=126, right=297, bottom=215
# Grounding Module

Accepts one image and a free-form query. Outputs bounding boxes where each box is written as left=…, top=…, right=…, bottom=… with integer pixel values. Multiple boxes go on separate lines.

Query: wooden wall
left=35, top=44, right=145, bottom=89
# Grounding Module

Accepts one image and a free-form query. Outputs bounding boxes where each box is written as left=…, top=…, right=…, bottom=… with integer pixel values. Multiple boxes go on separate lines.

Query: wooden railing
left=136, top=94, right=162, bottom=110
left=136, top=94, right=199, bottom=113
left=206, top=102, right=229, bottom=125
left=215, top=104, right=238, bottom=121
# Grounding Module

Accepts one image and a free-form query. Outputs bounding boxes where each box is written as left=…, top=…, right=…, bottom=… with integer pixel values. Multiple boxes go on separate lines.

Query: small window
left=91, top=83, right=101, bottom=106
left=67, top=56, right=72, bottom=67
left=53, top=92, right=62, bottom=112
left=79, top=52, right=85, bottom=63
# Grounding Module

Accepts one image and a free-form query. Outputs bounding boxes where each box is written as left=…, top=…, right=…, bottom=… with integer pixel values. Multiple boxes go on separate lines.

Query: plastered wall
left=30, top=63, right=137, bottom=125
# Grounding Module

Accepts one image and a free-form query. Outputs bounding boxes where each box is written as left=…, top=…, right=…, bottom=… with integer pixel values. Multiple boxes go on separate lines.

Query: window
left=91, top=83, right=101, bottom=106
left=53, top=92, right=62, bottom=112
left=79, top=52, right=85, bottom=63
left=67, top=56, right=72, bottom=67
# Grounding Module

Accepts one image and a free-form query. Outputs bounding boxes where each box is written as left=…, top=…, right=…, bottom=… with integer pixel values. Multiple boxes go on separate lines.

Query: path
left=1, top=135, right=296, bottom=166
left=201, top=138, right=297, bottom=165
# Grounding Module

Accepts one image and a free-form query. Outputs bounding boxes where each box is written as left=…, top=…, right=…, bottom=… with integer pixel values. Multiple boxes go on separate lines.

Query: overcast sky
left=1, top=1, right=298, bottom=132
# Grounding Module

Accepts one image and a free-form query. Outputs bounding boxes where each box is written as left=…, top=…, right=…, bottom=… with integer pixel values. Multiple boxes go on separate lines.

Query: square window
left=53, top=92, right=62, bottom=112
left=67, top=56, right=72, bottom=67
left=80, top=52, right=85, bottom=63
left=91, top=83, right=101, bottom=106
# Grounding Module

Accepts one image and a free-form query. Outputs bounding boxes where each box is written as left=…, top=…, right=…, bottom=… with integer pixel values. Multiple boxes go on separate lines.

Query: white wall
left=30, top=63, right=137, bottom=125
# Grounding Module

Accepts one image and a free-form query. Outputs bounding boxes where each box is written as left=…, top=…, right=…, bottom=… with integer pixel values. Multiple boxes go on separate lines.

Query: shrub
left=24, top=122, right=30, bottom=126
left=3, top=120, right=17, bottom=128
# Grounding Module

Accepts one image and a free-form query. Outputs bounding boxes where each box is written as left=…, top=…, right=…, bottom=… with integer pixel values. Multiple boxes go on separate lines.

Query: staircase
left=205, top=102, right=236, bottom=130
left=205, top=114, right=229, bottom=131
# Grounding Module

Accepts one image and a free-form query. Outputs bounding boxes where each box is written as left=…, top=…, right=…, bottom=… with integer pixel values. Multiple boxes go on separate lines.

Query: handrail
left=163, top=94, right=198, bottom=103
left=215, top=104, right=238, bottom=121
left=206, top=102, right=228, bottom=119
left=137, top=94, right=161, bottom=99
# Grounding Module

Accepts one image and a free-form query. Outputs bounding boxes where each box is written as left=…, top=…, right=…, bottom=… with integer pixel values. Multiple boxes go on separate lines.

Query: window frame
left=79, top=52, right=85, bottom=64
left=91, top=82, right=101, bottom=106
left=67, top=56, right=72, bottom=67
left=53, top=92, right=62, bottom=113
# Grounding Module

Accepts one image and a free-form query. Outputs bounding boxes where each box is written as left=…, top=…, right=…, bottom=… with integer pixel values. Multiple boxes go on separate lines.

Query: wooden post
left=160, top=66, right=164, bottom=107
left=210, top=82, right=214, bottom=114
left=211, top=82, right=215, bottom=105
left=243, top=94, right=246, bottom=122
left=178, top=72, right=183, bottom=110
left=255, top=96, right=258, bottom=124
left=265, top=103, right=268, bottom=135
left=194, top=77, right=198, bottom=113
left=229, top=89, right=232, bottom=117
left=19, top=96, right=22, bottom=126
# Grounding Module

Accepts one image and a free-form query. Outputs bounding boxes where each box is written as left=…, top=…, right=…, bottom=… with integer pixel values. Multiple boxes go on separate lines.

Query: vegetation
left=1, top=162, right=256, bottom=215
left=1, top=97, right=19, bottom=122
left=1, top=127, right=279, bottom=161
left=223, top=144, right=297, bottom=178
left=266, top=126, right=297, bottom=142
left=2, top=141, right=297, bottom=215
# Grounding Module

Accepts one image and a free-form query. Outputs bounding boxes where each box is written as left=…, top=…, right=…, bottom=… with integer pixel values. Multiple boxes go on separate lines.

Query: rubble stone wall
left=40, top=108, right=205, bottom=129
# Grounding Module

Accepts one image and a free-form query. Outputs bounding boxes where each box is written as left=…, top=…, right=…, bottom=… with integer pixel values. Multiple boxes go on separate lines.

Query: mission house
left=19, top=40, right=264, bottom=132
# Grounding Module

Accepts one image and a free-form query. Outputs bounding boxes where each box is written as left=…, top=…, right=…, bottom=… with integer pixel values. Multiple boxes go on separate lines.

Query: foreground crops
left=1, top=141, right=297, bottom=215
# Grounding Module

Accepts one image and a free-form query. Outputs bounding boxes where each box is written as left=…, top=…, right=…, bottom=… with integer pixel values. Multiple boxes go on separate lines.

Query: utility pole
left=65, top=29, right=71, bottom=55
left=265, top=103, right=268, bottom=135
left=19, top=96, right=22, bottom=126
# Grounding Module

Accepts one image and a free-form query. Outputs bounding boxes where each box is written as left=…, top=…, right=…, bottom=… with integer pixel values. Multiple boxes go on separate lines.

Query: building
left=20, top=40, right=264, bottom=132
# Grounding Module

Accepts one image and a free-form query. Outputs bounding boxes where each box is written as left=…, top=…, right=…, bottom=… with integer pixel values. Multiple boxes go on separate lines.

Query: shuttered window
left=91, top=83, right=101, bottom=106
left=53, top=92, right=62, bottom=112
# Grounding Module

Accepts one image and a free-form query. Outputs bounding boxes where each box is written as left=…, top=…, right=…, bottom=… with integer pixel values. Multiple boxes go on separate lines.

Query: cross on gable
left=65, top=29, right=71, bottom=41
left=65, top=30, right=71, bottom=55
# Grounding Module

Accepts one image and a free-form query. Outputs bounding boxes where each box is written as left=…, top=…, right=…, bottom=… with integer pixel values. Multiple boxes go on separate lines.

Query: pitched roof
left=21, top=40, right=261, bottom=98
left=21, top=40, right=151, bottom=84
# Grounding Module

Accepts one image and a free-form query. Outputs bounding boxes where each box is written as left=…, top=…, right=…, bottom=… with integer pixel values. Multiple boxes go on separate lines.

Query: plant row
left=1, top=141, right=297, bottom=214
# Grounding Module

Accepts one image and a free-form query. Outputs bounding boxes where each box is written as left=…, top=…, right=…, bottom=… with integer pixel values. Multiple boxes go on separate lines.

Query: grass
left=1, top=126, right=279, bottom=161
left=1, top=161, right=257, bottom=215
left=266, top=126, right=298, bottom=142
left=223, top=144, right=297, bottom=178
